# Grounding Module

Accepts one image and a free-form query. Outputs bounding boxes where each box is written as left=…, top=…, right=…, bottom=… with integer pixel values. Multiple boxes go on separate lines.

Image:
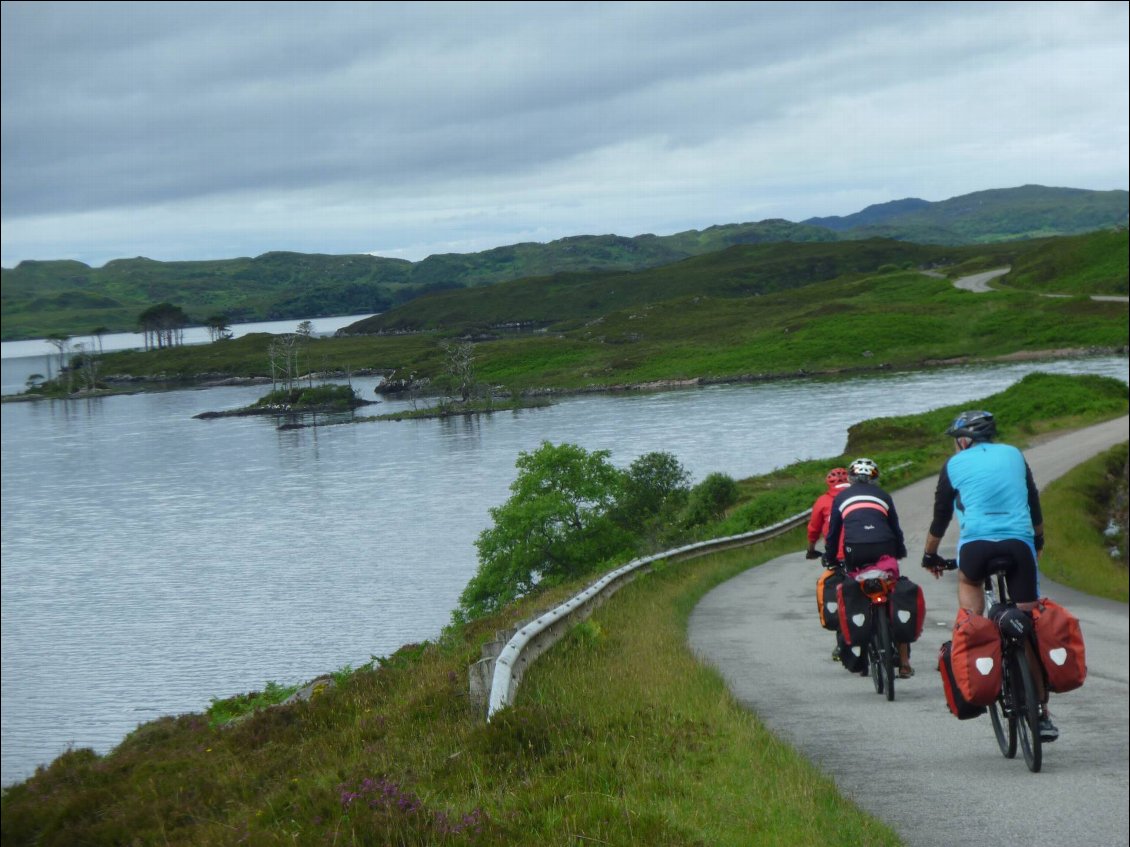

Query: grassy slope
left=2, top=374, right=1125, bottom=845
left=999, top=228, right=1130, bottom=296
left=345, top=239, right=1012, bottom=334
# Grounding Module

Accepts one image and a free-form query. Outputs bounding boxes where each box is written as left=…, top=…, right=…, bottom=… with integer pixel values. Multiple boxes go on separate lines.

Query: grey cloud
left=1, top=1, right=1126, bottom=267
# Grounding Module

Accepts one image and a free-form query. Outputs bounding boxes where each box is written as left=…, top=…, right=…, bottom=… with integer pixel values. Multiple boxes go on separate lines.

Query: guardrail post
left=468, top=658, right=494, bottom=714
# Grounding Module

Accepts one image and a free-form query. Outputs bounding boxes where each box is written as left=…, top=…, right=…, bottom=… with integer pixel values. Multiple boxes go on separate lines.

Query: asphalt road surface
left=688, top=416, right=1129, bottom=847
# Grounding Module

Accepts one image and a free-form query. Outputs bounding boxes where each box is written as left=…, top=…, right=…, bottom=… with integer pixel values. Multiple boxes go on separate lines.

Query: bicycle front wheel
left=1010, top=650, right=1043, bottom=773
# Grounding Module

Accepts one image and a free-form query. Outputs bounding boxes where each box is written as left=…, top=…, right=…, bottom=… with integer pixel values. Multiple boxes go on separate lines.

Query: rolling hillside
left=2, top=184, right=1125, bottom=341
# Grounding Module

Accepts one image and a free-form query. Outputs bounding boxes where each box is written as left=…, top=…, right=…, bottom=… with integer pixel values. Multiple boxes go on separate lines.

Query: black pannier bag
left=838, top=631, right=868, bottom=673
left=889, top=576, right=926, bottom=643
left=836, top=578, right=873, bottom=646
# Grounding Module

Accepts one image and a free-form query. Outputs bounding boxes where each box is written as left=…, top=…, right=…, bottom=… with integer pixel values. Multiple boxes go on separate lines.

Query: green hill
left=340, top=238, right=1033, bottom=336
left=3, top=185, right=1125, bottom=341
left=805, top=185, right=1129, bottom=243
left=0, top=223, right=835, bottom=341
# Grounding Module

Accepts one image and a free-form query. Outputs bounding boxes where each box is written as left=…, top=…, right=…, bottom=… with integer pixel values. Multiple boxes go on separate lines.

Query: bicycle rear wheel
left=876, top=610, right=896, bottom=701
left=1010, top=650, right=1043, bottom=773
left=990, top=665, right=1018, bottom=758
left=868, top=630, right=884, bottom=695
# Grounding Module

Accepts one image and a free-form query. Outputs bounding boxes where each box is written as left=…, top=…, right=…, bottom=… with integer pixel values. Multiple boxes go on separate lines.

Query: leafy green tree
left=619, top=451, right=690, bottom=517
left=457, top=442, right=633, bottom=619
left=679, top=472, right=740, bottom=528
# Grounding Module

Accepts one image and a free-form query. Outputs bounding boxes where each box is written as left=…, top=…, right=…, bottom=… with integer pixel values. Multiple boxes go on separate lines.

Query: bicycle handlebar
left=921, top=552, right=957, bottom=574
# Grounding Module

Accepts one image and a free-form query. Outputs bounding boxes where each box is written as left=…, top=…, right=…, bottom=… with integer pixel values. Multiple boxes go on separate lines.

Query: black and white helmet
left=848, top=458, right=879, bottom=482
left=945, top=410, right=997, bottom=442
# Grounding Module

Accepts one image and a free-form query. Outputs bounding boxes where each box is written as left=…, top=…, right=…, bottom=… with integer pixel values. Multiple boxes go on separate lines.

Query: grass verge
left=1038, top=441, right=1129, bottom=602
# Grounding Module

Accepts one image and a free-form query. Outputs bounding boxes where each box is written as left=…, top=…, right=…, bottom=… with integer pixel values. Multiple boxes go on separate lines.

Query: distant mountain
left=804, top=197, right=932, bottom=230
left=2, top=185, right=1126, bottom=340
left=804, top=185, right=1128, bottom=243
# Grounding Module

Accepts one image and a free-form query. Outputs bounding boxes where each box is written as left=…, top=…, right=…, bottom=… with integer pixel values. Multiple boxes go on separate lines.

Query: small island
left=193, top=383, right=375, bottom=420
left=193, top=382, right=552, bottom=427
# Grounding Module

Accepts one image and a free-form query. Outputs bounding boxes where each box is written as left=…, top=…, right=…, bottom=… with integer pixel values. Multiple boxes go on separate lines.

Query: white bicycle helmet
left=848, top=457, right=879, bottom=482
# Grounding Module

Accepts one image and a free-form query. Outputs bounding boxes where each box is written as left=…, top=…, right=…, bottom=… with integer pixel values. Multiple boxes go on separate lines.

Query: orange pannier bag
left=1029, top=597, right=1087, bottom=693
left=816, top=568, right=844, bottom=631
left=950, top=608, right=1001, bottom=707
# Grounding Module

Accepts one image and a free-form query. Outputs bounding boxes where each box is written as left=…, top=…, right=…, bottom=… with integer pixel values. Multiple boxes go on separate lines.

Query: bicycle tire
left=877, top=610, right=896, bottom=701
left=869, top=629, right=884, bottom=695
left=990, top=661, right=1018, bottom=759
left=1011, top=650, right=1043, bottom=773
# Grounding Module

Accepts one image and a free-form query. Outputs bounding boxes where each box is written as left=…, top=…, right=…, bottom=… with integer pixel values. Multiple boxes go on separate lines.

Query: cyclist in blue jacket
left=921, top=409, right=1057, bottom=741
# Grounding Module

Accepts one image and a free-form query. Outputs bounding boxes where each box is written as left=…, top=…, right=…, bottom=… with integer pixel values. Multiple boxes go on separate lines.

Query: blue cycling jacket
left=929, top=442, right=1043, bottom=544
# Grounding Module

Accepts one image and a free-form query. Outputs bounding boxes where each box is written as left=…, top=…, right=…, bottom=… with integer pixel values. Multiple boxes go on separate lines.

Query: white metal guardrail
left=469, top=509, right=810, bottom=719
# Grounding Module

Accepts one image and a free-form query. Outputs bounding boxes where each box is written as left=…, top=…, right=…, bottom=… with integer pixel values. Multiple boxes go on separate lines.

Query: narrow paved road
left=947, top=266, right=1129, bottom=302
left=689, top=416, right=1129, bottom=847
left=951, top=266, right=1011, bottom=292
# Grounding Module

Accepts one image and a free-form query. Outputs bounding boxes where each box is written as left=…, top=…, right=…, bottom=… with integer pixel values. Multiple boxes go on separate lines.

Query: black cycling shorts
left=957, top=539, right=1040, bottom=603
left=843, top=540, right=899, bottom=570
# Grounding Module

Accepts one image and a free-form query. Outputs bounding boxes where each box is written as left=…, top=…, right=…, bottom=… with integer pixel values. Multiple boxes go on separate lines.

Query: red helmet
left=826, top=467, right=849, bottom=487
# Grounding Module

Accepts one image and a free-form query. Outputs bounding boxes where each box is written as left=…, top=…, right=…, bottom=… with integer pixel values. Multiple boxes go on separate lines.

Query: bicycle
left=831, top=556, right=901, bottom=701
left=860, top=570, right=899, bottom=700
left=983, top=557, right=1045, bottom=772
left=928, top=554, right=1045, bottom=773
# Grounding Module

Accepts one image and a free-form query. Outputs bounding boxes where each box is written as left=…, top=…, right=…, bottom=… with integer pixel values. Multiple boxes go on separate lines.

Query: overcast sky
left=2, top=1, right=1127, bottom=269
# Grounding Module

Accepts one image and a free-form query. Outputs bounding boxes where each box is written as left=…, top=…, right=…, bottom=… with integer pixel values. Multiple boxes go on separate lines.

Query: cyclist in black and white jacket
left=826, top=458, right=913, bottom=678
left=825, top=458, right=908, bottom=572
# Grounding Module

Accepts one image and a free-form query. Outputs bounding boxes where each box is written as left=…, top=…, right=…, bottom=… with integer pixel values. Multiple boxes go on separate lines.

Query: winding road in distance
left=689, top=416, right=1129, bottom=847
left=948, top=265, right=1129, bottom=302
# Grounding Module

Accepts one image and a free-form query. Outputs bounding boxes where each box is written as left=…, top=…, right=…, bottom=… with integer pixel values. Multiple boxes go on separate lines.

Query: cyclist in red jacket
left=807, top=467, right=850, bottom=661
left=806, top=467, right=850, bottom=560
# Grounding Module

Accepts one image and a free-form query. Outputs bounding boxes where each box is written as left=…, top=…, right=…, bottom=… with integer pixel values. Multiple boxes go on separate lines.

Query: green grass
left=1038, top=441, right=1129, bottom=601
left=1000, top=229, right=1129, bottom=296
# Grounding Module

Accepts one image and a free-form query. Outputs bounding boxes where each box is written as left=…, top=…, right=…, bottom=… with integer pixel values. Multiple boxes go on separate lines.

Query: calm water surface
left=2, top=355, right=1127, bottom=785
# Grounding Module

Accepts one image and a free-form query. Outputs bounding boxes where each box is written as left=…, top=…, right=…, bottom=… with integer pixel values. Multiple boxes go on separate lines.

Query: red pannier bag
left=836, top=578, right=872, bottom=646
left=937, top=641, right=987, bottom=719
left=949, top=608, right=1001, bottom=707
left=888, top=576, right=926, bottom=643
left=1029, top=597, right=1087, bottom=693
left=816, top=568, right=845, bottom=631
